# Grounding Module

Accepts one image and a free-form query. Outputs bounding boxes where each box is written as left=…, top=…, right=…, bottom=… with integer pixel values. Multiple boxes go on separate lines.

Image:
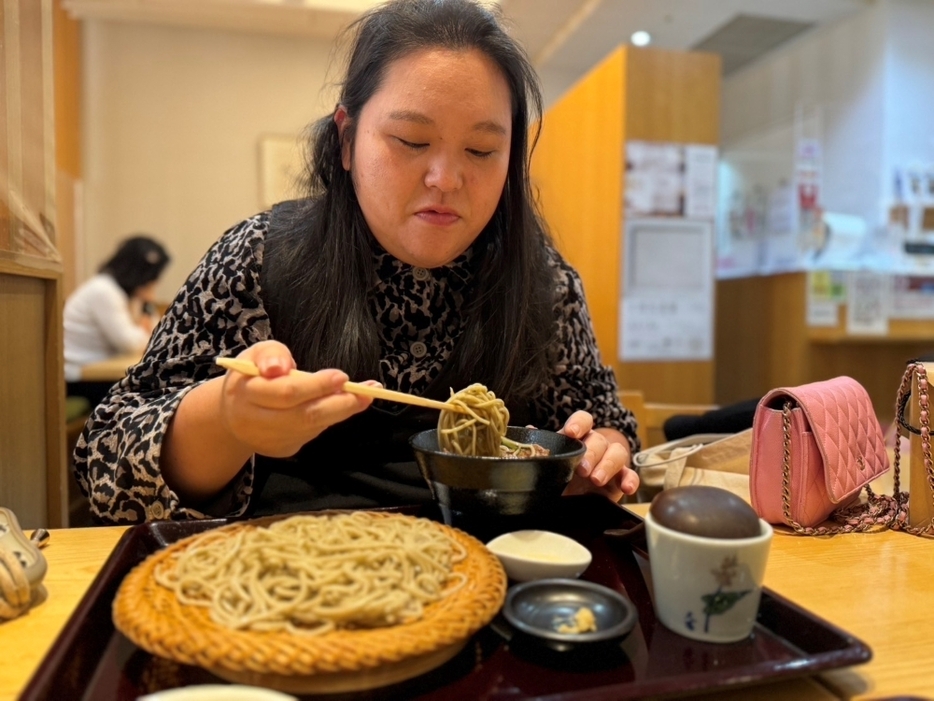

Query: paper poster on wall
left=766, top=184, right=796, bottom=236
left=625, top=141, right=683, bottom=216
left=625, top=141, right=718, bottom=219
left=891, top=276, right=934, bottom=319
left=846, top=271, right=888, bottom=335
left=619, top=219, right=714, bottom=361
left=806, top=271, right=843, bottom=327
left=795, top=138, right=822, bottom=213
left=684, top=145, right=718, bottom=219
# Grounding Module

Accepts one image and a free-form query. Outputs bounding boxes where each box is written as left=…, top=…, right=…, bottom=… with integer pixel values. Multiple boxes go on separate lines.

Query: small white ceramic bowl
left=485, top=530, right=592, bottom=582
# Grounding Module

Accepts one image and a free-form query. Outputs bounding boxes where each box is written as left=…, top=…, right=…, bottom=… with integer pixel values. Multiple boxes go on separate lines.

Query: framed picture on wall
left=258, top=134, right=305, bottom=210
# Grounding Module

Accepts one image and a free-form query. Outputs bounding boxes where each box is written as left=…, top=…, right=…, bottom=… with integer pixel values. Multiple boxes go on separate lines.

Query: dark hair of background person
left=262, top=0, right=557, bottom=405
left=98, top=235, right=171, bottom=297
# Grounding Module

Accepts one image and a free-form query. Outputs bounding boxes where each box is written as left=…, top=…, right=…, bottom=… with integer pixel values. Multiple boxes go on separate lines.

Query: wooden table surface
left=1, top=511, right=931, bottom=700
left=0, top=526, right=128, bottom=700
left=79, top=353, right=142, bottom=382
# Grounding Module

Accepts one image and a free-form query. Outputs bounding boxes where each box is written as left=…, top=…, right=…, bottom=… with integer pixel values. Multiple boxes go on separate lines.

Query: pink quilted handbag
left=750, top=376, right=890, bottom=531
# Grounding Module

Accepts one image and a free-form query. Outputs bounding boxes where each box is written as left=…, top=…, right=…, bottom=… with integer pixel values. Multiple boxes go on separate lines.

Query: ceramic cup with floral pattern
left=644, top=510, right=773, bottom=643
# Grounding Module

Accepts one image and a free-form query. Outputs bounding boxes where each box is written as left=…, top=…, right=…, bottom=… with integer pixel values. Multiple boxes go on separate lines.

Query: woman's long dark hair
left=262, top=0, right=556, bottom=404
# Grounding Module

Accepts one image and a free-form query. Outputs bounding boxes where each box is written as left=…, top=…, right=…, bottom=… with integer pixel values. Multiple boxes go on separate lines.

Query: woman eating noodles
left=75, top=0, right=640, bottom=524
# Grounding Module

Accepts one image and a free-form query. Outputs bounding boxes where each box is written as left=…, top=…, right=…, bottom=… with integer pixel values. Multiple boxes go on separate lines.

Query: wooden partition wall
left=0, top=0, right=68, bottom=529
left=531, top=46, right=721, bottom=404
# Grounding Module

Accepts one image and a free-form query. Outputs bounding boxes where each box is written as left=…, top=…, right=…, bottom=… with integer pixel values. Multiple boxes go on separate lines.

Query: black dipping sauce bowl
left=410, top=427, right=585, bottom=535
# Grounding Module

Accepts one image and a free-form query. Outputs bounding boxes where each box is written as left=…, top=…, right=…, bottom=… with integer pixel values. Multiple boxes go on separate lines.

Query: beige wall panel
left=1, top=0, right=66, bottom=527
left=715, top=276, right=775, bottom=403
left=0, top=273, right=49, bottom=528
left=54, top=0, right=80, bottom=179
left=763, top=273, right=811, bottom=390
left=44, top=271, right=66, bottom=527
left=809, top=342, right=931, bottom=421
left=82, top=20, right=339, bottom=300
left=21, top=0, right=47, bottom=230
left=716, top=274, right=812, bottom=405
left=55, top=170, right=77, bottom=295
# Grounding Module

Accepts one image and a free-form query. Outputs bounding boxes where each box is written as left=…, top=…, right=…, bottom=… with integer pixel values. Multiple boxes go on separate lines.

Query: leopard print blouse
left=74, top=211, right=640, bottom=524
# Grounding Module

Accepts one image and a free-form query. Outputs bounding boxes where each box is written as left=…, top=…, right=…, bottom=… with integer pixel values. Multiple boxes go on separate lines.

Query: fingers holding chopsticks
left=217, top=341, right=374, bottom=457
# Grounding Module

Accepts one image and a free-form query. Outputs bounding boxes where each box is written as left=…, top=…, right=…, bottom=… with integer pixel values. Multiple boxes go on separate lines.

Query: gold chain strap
left=779, top=402, right=799, bottom=531
left=780, top=401, right=896, bottom=535
left=891, top=362, right=934, bottom=536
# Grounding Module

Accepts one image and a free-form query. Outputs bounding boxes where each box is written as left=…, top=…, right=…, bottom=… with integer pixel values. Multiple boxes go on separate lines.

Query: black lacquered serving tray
left=21, top=495, right=870, bottom=700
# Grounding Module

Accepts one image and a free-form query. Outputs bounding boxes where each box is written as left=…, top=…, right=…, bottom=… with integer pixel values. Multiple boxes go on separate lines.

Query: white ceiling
left=63, top=0, right=872, bottom=105
left=499, top=0, right=871, bottom=103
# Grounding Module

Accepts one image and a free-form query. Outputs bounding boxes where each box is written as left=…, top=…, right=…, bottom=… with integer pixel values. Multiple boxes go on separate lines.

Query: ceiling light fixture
left=631, top=30, right=651, bottom=47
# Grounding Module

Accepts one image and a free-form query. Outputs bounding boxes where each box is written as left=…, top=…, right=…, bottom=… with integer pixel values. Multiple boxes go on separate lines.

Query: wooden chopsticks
left=214, top=357, right=465, bottom=413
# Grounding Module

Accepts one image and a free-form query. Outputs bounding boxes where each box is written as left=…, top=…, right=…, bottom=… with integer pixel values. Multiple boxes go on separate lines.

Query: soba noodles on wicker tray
left=438, top=383, right=550, bottom=458
left=112, top=511, right=507, bottom=687
left=152, top=512, right=466, bottom=635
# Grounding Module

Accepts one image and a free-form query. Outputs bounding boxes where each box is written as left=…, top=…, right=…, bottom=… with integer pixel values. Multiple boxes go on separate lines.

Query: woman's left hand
left=559, top=410, right=639, bottom=502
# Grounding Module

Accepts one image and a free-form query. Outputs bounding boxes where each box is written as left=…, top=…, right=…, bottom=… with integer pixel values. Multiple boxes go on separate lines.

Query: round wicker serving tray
left=112, top=512, right=507, bottom=694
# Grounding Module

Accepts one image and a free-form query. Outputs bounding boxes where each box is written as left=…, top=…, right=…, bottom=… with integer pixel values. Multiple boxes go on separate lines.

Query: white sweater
left=64, top=274, right=150, bottom=381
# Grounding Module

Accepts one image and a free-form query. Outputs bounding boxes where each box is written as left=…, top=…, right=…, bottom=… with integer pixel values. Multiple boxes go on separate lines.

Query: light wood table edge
left=78, top=353, right=142, bottom=382
left=0, top=525, right=128, bottom=701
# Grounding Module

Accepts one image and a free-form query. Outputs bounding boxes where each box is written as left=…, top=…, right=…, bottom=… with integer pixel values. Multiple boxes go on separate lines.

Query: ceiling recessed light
left=631, top=30, right=651, bottom=47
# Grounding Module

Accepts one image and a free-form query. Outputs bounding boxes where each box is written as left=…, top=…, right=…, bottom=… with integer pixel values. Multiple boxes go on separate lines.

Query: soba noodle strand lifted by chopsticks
left=438, top=383, right=508, bottom=456
left=437, top=383, right=540, bottom=457
left=152, top=512, right=467, bottom=635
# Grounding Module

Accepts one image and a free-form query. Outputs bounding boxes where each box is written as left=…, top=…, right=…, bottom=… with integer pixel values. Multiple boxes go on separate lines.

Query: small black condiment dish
left=502, top=578, right=638, bottom=653
left=409, top=427, right=586, bottom=525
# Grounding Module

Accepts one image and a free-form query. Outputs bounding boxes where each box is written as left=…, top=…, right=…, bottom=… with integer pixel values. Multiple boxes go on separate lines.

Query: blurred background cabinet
left=531, top=45, right=721, bottom=406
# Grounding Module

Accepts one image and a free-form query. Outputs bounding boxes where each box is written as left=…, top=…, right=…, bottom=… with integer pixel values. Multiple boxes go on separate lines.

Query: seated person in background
left=663, top=397, right=760, bottom=441
left=64, top=235, right=171, bottom=407
left=74, top=0, right=641, bottom=525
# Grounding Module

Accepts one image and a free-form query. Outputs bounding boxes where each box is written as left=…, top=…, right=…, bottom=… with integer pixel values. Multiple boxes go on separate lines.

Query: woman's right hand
left=217, top=340, right=374, bottom=458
